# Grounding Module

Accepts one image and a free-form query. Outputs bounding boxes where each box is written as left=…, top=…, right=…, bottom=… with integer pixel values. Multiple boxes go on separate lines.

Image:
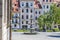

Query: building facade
left=11, top=0, right=54, bottom=29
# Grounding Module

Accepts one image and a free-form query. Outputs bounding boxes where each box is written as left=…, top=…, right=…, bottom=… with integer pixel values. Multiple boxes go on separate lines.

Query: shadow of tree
left=48, top=35, right=60, bottom=38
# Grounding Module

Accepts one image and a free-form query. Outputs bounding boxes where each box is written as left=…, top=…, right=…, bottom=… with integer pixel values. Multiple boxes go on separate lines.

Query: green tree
left=38, top=4, right=60, bottom=31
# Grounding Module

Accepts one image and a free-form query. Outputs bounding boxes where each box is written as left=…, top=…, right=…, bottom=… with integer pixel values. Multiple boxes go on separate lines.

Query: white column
left=2, top=0, right=8, bottom=40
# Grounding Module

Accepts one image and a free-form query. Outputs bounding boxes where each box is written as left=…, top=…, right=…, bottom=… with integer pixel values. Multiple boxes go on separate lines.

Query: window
left=26, top=9, right=28, bottom=13
left=43, top=5, right=45, bottom=9
left=47, top=5, right=49, bottom=9
left=46, top=0, right=48, bottom=2
left=26, top=21, right=28, bottom=24
left=14, top=24, right=17, bottom=27
left=22, top=9, right=24, bottom=13
left=22, top=21, right=23, bottom=24
left=30, top=15, right=32, bottom=18
left=15, top=4, right=17, bottom=6
left=30, top=9, right=33, bottom=13
left=22, top=2, right=24, bottom=6
left=15, top=19, right=17, bottom=23
left=35, top=17, right=37, bottom=20
left=26, top=15, right=28, bottom=19
left=43, top=0, right=45, bottom=2
left=16, top=9, right=18, bottom=11
left=22, top=15, right=24, bottom=19
left=26, top=3, right=29, bottom=7
left=30, top=3, right=33, bottom=6
left=35, top=11, right=37, bottom=14
left=39, top=11, right=40, bottom=14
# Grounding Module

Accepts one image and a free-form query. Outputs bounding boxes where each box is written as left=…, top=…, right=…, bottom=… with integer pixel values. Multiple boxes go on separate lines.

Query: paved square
left=12, top=32, right=60, bottom=40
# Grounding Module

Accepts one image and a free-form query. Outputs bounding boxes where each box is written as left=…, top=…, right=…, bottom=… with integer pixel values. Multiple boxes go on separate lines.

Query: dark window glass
left=46, top=0, right=48, bottom=2
left=43, top=0, right=45, bottom=2
left=35, top=17, right=37, bottom=20
left=22, top=3, right=24, bottom=6
left=16, top=9, right=18, bottom=11
left=35, top=11, right=37, bottom=14
left=22, top=15, right=24, bottom=19
left=39, top=11, right=40, bottom=14
left=26, top=21, right=28, bottom=24
left=26, top=15, right=28, bottom=19
left=15, top=4, right=17, bottom=6
left=15, top=19, right=17, bottom=23
left=22, top=9, right=24, bottom=13
left=31, top=3, right=33, bottom=6
left=14, top=24, right=16, bottom=27
left=22, top=21, right=23, bottom=24
left=47, top=5, right=49, bottom=9
left=26, top=3, right=28, bottom=7
left=31, top=9, right=33, bottom=13
left=26, top=9, right=28, bottom=13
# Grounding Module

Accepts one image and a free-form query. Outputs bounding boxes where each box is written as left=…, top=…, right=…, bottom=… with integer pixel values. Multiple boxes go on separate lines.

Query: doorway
left=22, top=25, right=28, bottom=30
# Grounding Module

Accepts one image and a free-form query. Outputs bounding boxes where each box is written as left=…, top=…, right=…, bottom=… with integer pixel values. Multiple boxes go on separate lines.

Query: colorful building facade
left=11, top=0, right=59, bottom=29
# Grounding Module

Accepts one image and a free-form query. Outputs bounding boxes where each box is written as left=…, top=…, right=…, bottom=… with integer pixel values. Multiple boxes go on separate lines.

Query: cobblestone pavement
left=12, top=32, right=60, bottom=40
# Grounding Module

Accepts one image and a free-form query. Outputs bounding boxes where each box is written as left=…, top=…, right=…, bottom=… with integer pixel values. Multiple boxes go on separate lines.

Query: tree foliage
left=37, top=4, right=60, bottom=30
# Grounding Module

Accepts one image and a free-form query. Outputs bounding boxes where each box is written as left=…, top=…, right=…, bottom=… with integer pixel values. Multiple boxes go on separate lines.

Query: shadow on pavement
left=18, top=32, right=40, bottom=35
left=47, top=35, right=60, bottom=38
left=22, top=33, right=37, bottom=35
